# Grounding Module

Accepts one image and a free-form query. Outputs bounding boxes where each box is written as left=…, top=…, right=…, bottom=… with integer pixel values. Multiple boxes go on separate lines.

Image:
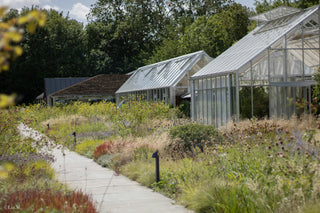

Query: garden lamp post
left=152, top=150, right=160, bottom=183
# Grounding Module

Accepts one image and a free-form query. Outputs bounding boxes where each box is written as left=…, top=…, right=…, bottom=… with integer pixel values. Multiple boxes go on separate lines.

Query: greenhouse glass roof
left=191, top=6, right=319, bottom=79
left=116, top=51, right=212, bottom=93
left=250, top=6, right=302, bottom=22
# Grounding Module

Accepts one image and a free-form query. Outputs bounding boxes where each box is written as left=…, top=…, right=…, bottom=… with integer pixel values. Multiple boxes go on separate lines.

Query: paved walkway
left=18, top=124, right=192, bottom=213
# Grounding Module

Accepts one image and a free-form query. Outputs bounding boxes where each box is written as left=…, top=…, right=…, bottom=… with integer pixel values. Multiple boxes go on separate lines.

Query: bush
left=75, top=139, right=104, bottom=158
left=169, top=123, right=220, bottom=152
left=93, top=141, right=126, bottom=160
left=96, top=154, right=114, bottom=167
left=181, top=181, right=268, bottom=213
left=178, top=100, right=190, bottom=118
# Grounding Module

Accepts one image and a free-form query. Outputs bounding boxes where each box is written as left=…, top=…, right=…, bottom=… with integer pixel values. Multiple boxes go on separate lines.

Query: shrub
left=93, top=141, right=126, bottom=160
left=169, top=123, right=220, bottom=152
left=181, top=180, right=268, bottom=213
left=75, top=139, right=104, bottom=158
left=178, top=100, right=190, bottom=118
left=133, top=145, right=153, bottom=160
left=96, top=154, right=115, bottom=167
left=0, top=189, right=97, bottom=212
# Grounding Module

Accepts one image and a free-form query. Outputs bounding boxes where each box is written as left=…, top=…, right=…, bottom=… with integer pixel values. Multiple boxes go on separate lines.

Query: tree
left=87, top=0, right=173, bottom=74
left=0, top=8, right=88, bottom=104
left=0, top=7, right=46, bottom=108
left=149, top=3, right=249, bottom=62
left=254, top=0, right=318, bottom=14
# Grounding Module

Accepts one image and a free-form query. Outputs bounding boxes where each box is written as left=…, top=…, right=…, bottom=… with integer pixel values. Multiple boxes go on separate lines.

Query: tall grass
left=18, top=101, right=320, bottom=212
left=0, top=107, right=98, bottom=212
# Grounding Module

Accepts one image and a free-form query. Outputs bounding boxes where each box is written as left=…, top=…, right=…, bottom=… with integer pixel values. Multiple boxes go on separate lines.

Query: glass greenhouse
left=116, top=51, right=212, bottom=106
left=191, top=6, right=320, bottom=127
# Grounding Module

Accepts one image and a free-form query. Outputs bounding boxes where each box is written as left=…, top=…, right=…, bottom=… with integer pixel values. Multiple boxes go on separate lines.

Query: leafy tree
left=0, top=8, right=87, bottom=104
left=0, top=7, right=46, bottom=108
left=149, top=2, right=249, bottom=62
left=254, top=0, right=318, bottom=14
left=87, top=0, right=171, bottom=74
left=87, top=0, right=235, bottom=73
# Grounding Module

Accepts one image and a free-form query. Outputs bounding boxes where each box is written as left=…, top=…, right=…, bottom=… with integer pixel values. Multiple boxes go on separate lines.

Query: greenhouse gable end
left=191, top=5, right=320, bottom=126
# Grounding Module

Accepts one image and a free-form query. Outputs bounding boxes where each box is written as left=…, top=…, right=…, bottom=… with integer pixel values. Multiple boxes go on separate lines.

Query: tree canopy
left=3, top=0, right=295, bottom=104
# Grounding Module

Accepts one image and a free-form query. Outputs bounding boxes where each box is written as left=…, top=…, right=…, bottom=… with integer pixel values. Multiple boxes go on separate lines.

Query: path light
left=47, top=123, right=49, bottom=129
left=72, top=132, right=76, bottom=147
left=152, top=150, right=160, bottom=183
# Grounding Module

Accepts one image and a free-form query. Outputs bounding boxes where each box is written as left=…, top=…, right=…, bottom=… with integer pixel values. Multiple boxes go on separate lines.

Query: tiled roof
left=51, top=74, right=129, bottom=96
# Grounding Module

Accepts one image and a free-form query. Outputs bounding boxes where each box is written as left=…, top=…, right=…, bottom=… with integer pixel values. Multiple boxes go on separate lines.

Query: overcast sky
left=0, top=0, right=256, bottom=25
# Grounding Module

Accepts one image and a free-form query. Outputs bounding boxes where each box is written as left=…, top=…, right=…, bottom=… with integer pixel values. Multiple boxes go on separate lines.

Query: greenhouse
left=116, top=51, right=212, bottom=106
left=191, top=5, right=320, bottom=127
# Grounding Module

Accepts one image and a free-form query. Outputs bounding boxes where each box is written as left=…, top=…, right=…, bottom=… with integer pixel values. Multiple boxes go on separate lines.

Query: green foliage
left=149, top=3, right=249, bottom=63
left=113, top=100, right=174, bottom=137
left=169, top=123, right=220, bottom=152
left=0, top=8, right=87, bottom=103
left=181, top=180, right=269, bottom=213
left=75, top=139, right=104, bottom=158
left=120, top=160, right=155, bottom=187
left=133, top=145, right=153, bottom=161
left=178, top=100, right=190, bottom=118
left=254, top=0, right=319, bottom=14
left=240, top=87, right=269, bottom=119
left=0, top=109, right=37, bottom=155
left=9, top=161, right=54, bottom=182
left=119, top=118, right=320, bottom=212
left=96, top=154, right=115, bottom=168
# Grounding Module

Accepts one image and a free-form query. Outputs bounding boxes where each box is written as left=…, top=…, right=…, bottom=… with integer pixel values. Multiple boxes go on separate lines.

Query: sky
left=0, top=0, right=256, bottom=25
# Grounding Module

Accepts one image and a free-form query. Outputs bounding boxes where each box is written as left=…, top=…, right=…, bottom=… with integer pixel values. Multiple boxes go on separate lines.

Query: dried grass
left=41, top=115, right=89, bottom=128
left=224, top=114, right=319, bottom=135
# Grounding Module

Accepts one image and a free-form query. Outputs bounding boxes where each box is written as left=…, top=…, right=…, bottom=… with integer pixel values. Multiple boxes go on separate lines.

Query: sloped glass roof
left=116, top=51, right=212, bottom=93
left=192, top=6, right=319, bottom=79
left=250, top=6, right=302, bottom=22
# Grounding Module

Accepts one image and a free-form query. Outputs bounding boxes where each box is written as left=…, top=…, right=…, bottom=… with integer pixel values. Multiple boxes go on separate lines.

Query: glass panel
left=253, top=86, right=269, bottom=118
left=203, top=89, right=207, bottom=124
left=239, top=86, right=252, bottom=119
left=216, top=78, right=221, bottom=127
left=207, top=87, right=212, bottom=125
left=269, top=50, right=285, bottom=81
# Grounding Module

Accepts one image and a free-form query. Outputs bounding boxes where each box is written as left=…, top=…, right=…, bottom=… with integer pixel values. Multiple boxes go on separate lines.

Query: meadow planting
left=2, top=100, right=320, bottom=212
left=0, top=108, right=97, bottom=212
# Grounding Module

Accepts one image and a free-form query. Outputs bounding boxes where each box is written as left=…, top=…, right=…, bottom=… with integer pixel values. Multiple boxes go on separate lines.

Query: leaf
left=0, top=94, right=16, bottom=109
left=38, top=13, right=46, bottom=27
left=8, top=32, right=23, bottom=42
left=17, top=16, right=29, bottom=25
left=26, top=22, right=36, bottom=34
left=0, top=7, right=8, bottom=19
left=14, top=46, right=23, bottom=57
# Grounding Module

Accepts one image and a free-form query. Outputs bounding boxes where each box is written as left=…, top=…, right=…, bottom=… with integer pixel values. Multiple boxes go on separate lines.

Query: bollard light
left=72, top=132, right=76, bottom=147
left=152, top=150, right=160, bottom=183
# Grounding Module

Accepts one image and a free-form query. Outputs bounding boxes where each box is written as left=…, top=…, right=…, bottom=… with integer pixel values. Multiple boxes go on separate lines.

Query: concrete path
left=18, top=124, right=193, bottom=213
